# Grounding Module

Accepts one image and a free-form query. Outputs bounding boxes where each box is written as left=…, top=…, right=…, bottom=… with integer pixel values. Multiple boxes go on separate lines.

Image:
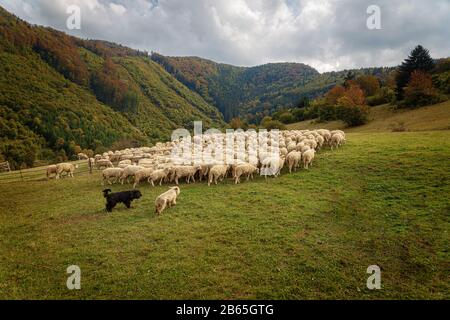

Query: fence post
left=88, top=158, right=92, bottom=174
left=19, top=168, right=24, bottom=181
left=6, top=161, right=10, bottom=172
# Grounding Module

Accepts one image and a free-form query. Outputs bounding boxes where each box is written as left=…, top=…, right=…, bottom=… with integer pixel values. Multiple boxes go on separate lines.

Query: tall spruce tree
left=396, top=45, right=434, bottom=100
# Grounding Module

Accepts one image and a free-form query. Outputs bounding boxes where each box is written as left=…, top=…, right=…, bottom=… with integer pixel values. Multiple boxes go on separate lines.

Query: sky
left=1, top=0, right=449, bottom=73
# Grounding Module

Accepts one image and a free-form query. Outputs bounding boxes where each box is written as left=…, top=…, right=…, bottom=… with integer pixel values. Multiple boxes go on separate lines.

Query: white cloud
left=0, top=0, right=449, bottom=72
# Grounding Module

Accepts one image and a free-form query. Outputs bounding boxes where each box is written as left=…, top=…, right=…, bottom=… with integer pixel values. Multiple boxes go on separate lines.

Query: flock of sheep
left=46, top=129, right=345, bottom=214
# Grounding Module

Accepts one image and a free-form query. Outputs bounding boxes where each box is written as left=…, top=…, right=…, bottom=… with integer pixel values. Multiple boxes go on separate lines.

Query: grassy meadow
left=0, top=130, right=449, bottom=299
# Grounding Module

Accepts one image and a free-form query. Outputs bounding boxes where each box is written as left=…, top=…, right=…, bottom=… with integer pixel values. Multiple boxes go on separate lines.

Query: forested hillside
left=0, top=7, right=224, bottom=168
left=152, top=53, right=395, bottom=123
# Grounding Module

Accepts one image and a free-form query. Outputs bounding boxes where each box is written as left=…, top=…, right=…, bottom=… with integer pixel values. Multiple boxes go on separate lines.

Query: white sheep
left=302, top=149, right=315, bottom=169
left=96, top=159, right=114, bottom=170
left=148, top=168, right=170, bottom=187
left=102, top=168, right=124, bottom=185
left=120, top=165, right=144, bottom=184
left=208, top=164, right=229, bottom=186
left=133, top=168, right=154, bottom=189
left=171, top=165, right=201, bottom=185
left=286, top=151, right=301, bottom=173
left=155, top=186, right=180, bottom=215
left=118, top=159, right=132, bottom=169
left=234, top=163, right=259, bottom=184
left=56, top=163, right=78, bottom=179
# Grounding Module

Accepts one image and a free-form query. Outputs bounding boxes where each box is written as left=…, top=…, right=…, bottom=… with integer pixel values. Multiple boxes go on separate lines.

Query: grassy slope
left=0, top=131, right=449, bottom=299
left=287, top=100, right=450, bottom=132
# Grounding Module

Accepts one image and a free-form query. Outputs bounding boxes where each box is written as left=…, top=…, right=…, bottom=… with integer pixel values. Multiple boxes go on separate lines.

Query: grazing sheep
left=102, top=168, right=124, bottom=185
left=302, top=149, right=316, bottom=169
left=234, top=163, right=259, bottom=184
left=286, top=151, right=302, bottom=173
left=96, top=159, right=114, bottom=170
left=133, top=168, right=154, bottom=189
left=155, top=186, right=181, bottom=215
left=208, top=164, right=229, bottom=186
left=46, top=165, right=58, bottom=179
left=77, top=153, right=89, bottom=160
left=120, top=165, right=144, bottom=184
left=148, top=168, right=170, bottom=187
left=56, top=163, right=78, bottom=179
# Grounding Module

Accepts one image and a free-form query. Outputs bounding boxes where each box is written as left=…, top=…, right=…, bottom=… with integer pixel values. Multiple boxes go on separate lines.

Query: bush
left=278, top=112, right=295, bottom=124
left=367, top=87, right=395, bottom=106
left=336, top=104, right=369, bottom=127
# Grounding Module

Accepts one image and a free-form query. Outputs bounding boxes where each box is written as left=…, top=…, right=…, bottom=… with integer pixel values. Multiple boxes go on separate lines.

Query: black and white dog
left=103, top=189, right=142, bottom=212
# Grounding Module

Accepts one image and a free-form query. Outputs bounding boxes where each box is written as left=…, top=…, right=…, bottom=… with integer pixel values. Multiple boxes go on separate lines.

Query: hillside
left=0, top=7, right=224, bottom=168
left=287, top=100, right=450, bottom=132
left=151, top=53, right=394, bottom=122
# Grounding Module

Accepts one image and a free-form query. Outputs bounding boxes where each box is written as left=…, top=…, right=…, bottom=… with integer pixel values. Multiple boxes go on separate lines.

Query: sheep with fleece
left=261, top=156, right=285, bottom=178
left=286, top=151, right=302, bottom=173
left=102, top=168, right=124, bottom=185
left=148, top=168, right=170, bottom=187
left=96, top=159, right=114, bottom=170
left=118, top=159, right=132, bottom=169
left=171, top=165, right=201, bottom=185
left=56, top=163, right=78, bottom=179
left=133, top=168, right=154, bottom=189
left=77, top=153, right=89, bottom=160
left=330, top=133, right=345, bottom=150
left=208, top=164, right=229, bottom=186
left=155, top=186, right=181, bottom=215
left=46, top=165, right=57, bottom=179
left=120, top=165, right=144, bottom=184
left=234, top=163, right=259, bottom=184
left=302, top=149, right=316, bottom=169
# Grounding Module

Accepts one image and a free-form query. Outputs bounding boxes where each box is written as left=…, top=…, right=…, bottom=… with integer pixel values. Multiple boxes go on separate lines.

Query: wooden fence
left=0, top=160, right=94, bottom=184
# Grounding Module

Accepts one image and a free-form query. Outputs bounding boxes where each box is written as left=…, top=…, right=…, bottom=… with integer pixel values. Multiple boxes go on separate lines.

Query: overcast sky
left=1, top=0, right=449, bottom=72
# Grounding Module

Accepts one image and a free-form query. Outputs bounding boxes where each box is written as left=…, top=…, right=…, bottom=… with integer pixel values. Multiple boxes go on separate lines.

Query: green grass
left=287, top=100, right=450, bottom=132
left=0, top=131, right=449, bottom=299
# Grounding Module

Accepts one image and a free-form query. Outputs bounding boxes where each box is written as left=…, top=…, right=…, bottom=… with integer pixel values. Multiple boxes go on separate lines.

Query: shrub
left=367, top=87, right=395, bottom=106
left=336, top=103, right=369, bottom=127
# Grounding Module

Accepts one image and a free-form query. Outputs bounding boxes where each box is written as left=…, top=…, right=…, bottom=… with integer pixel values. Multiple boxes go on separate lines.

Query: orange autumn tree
left=403, top=70, right=440, bottom=107
left=325, top=85, right=345, bottom=105
left=336, top=85, right=369, bottom=126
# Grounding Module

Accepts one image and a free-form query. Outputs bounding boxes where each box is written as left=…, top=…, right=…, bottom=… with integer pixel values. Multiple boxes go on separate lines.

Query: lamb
left=55, top=163, right=78, bottom=179
left=234, top=163, right=259, bottom=184
left=286, top=151, right=302, bottom=173
left=148, top=168, right=170, bottom=187
left=96, top=159, right=114, bottom=170
left=46, top=165, right=57, bottom=179
left=133, top=168, right=154, bottom=189
left=155, top=186, right=181, bottom=215
left=208, top=164, right=229, bottom=186
left=302, top=149, right=316, bottom=169
left=171, top=165, right=201, bottom=185
left=120, top=165, right=144, bottom=184
left=102, top=168, right=124, bottom=185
